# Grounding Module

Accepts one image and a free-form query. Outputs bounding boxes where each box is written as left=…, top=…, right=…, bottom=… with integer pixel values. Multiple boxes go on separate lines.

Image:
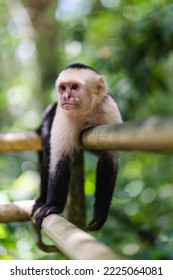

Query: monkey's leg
left=35, top=155, right=71, bottom=229
left=31, top=148, right=50, bottom=216
left=88, top=152, right=118, bottom=231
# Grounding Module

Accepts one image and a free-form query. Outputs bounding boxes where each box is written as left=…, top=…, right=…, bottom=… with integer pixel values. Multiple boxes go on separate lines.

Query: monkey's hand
left=34, top=205, right=60, bottom=230
left=31, top=197, right=45, bottom=217
left=87, top=215, right=107, bottom=231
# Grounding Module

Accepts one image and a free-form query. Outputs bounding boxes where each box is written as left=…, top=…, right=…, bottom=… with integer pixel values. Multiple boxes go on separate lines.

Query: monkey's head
left=55, top=63, right=107, bottom=112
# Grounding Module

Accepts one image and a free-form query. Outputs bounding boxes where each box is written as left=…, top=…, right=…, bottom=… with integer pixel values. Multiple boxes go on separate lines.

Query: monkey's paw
left=34, top=205, right=59, bottom=230
left=87, top=216, right=107, bottom=231
left=31, top=197, right=45, bottom=217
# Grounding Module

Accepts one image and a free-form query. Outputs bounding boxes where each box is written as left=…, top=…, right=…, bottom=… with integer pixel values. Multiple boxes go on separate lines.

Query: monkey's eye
left=71, top=84, right=78, bottom=90
left=61, top=85, right=66, bottom=91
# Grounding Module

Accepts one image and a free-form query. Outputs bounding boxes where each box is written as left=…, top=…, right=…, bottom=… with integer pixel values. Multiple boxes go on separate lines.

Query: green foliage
left=0, top=0, right=173, bottom=260
left=120, top=5, right=173, bottom=93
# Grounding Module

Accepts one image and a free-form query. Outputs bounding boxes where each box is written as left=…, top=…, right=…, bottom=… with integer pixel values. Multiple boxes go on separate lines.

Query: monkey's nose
left=64, top=92, right=71, bottom=99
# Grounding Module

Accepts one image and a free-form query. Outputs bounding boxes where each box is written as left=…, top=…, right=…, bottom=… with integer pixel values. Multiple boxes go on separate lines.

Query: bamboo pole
left=42, top=214, right=119, bottom=260
left=65, top=151, right=86, bottom=229
left=1, top=117, right=173, bottom=153
left=0, top=200, right=32, bottom=222
left=0, top=201, right=119, bottom=260
left=82, top=116, right=173, bottom=152
left=0, top=131, right=41, bottom=152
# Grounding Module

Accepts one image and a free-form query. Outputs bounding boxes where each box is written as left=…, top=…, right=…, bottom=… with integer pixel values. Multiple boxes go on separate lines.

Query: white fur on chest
left=50, top=107, right=82, bottom=172
left=50, top=96, right=122, bottom=172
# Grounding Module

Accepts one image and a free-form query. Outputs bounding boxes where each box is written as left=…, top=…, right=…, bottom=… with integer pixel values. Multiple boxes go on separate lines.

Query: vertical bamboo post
left=65, top=151, right=86, bottom=229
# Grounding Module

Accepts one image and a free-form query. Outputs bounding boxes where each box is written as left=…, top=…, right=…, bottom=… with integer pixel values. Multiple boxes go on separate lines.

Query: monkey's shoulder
left=95, top=94, right=122, bottom=125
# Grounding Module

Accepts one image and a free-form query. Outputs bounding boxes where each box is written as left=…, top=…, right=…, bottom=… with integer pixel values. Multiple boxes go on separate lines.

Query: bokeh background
left=0, top=0, right=173, bottom=259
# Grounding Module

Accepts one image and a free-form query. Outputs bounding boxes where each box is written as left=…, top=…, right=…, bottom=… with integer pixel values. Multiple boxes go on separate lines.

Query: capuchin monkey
left=32, top=63, right=122, bottom=231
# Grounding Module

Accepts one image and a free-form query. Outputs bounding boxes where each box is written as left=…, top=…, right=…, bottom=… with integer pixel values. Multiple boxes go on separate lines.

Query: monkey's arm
left=32, top=103, right=57, bottom=215
left=88, top=152, right=118, bottom=231
left=34, top=154, right=71, bottom=229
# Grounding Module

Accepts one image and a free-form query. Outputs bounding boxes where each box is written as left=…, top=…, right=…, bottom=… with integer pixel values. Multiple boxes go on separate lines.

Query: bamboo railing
left=1, top=116, right=173, bottom=259
left=0, top=201, right=118, bottom=259
left=0, top=116, right=173, bottom=153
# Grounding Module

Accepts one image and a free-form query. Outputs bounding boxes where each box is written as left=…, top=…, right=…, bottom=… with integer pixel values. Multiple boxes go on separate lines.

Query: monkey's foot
left=87, top=216, right=107, bottom=231
left=34, top=205, right=60, bottom=230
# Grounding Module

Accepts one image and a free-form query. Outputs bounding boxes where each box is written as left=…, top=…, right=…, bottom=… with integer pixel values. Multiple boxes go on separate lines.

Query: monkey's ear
left=97, top=76, right=106, bottom=94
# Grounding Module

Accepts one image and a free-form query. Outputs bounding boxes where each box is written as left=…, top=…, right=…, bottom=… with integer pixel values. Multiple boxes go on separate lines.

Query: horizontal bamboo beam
left=42, top=214, right=119, bottom=260
left=0, top=131, right=41, bottom=152
left=0, top=201, right=119, bottom=260
left=1, top=117, right=173, bottom=153
left=0, top=200, right=32, bottom=222
left=82, top=116, right=173, bottom=152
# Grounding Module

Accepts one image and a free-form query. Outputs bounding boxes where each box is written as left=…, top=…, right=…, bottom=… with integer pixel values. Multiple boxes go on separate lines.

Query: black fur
left=32, top=103, right=57, bottom=215
left=88, top=152, right=118, bottom=230
left=34, top=154, right=71, bottom=229
left=65, top=63, right=99, bottom=74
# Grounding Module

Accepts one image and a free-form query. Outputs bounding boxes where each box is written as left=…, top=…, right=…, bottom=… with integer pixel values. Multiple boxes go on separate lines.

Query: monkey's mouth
left=61, top=102, right=78, bottom=110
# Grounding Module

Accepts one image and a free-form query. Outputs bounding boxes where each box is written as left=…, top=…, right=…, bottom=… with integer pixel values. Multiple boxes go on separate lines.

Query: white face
left=57, top=79, right=83, bottom=111
left=55, top=68, right=106, bottom=112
